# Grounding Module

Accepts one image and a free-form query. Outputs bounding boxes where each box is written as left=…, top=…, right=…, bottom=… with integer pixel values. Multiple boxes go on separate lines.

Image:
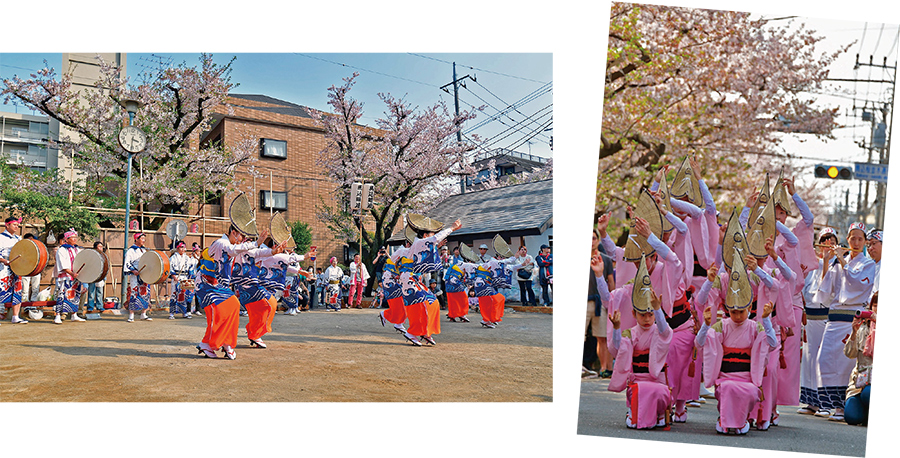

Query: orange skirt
left=383, top=297, right=407, bottom=325
left=447, top=291, right=469, bottom=318
left=245, top=297, right=276, bottom=340
left=406, top=299, right=441, bottom=337
left=478, top=294, right=505, bottom=323
left=202, top=295, right=240, bottom=350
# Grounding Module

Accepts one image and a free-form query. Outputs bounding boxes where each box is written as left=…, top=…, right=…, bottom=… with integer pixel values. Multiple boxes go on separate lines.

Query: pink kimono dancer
left=757, top=256, right=801, bottom=413
left=666, top=288, right=702, bottom=412
left=771, top=240, right=808, bottom=409
left=609, top=323, right=673, bottom=429
left=701, top=318, right=770, bottom=431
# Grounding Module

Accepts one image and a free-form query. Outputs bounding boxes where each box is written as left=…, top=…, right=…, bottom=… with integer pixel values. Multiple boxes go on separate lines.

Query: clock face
left=118, top=126, right=147, bottom=153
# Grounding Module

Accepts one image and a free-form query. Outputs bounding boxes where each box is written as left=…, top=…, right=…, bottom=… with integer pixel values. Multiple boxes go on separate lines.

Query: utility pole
left=441, top=62, right=475, bottom=193
left=829, top=53, right=895, bottom=228
left=849, top=54, right=895, bottom=229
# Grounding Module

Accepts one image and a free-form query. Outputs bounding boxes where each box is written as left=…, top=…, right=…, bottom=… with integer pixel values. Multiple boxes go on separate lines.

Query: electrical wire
left=407, top=53, right=550, bottom=84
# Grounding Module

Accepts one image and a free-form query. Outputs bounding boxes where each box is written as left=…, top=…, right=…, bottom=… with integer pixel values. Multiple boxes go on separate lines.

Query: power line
left=460, top=83, right=550, bottom=142
left=505, top=117, right=553, bottom=152
left=293, top=53, right=436, bottom=88
left=464, top=82, right=552, bottom=133
left=407, top=53, right=550, bottom=84
left=481, top=105, right=553, bottom=148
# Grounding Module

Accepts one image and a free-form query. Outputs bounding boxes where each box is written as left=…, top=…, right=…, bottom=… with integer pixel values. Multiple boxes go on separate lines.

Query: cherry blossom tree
left=309, top=73, right=480, bottom=264
left=1, top=53, right=257, bottom=222
left=598, top=2, right=849, bottom=225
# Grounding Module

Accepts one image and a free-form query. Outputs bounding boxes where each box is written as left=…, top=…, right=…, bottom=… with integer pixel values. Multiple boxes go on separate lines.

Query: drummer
left=169, top=241, right=196, bottom=319
left=53, top=229, right=86, bottom=324
left=0, top=216, right=27, bottom=324
left=124, top=233, right=152, bottom=322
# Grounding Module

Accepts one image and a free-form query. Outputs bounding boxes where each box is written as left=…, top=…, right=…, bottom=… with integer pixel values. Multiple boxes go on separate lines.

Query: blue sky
left=0, top=52, right=553, bottom=159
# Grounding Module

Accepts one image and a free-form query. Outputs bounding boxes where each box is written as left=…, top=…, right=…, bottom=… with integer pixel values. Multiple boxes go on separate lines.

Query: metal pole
left=121, top=151, right=133, bottom=306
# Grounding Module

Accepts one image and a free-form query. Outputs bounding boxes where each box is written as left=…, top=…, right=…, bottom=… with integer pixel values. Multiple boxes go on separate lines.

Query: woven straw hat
left=269, top=212, right=296, bottom=249
left=623, top=189, right=663, bottom=262
left=725, top=248, right=754, bottom=312
left=459, top=243, right=480, bottom=263
left=406, top=213, right=444, bottom=233
left=229, top=192, right=258, bottom=237
left=670, top=157, right=704, bottom=210
left=748, top=173, right=771, bottom=227
left=492, top=234, right=514, bottom=259
left=656, top=172, right=675, bottom=233
left=722, top=208, right=750, bottom=271
left=771, top=167, right=793, bottom=217
left=631, top=253, right=655, bottom=314
left=747, top=201, right=776, bottom=258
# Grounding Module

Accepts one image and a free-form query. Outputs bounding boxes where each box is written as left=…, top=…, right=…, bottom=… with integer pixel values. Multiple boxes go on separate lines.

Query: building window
left=260, top=190, right=288, bottom=211
left=260, top=138, right=287, bottom=159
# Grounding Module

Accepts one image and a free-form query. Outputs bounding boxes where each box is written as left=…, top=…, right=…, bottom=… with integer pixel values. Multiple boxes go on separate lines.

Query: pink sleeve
left=658, top=259, right=684, bottom=318
left=609, top=334, right=633, bottom=392
left=689, top=212, right=719, bottom=270
left=756, top=276, right=797, bottom=328
left=650, top=323, right=673, bottom=379
left=751, top=325, right=770, bottom=386
left=606, top=286, right=638, bottom=355
left=792, top=222, right=818, bottom=276
left=701, top=329, right=723, bottom=388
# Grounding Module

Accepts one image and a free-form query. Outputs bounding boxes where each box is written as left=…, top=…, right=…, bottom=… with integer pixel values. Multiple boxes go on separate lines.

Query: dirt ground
left=0, top=305, right=552, bottom=402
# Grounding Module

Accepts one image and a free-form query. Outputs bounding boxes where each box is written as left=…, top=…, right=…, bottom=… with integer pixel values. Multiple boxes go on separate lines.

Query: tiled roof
left=388, top=179, right=552, bottom=242
left=228, top=94, right=314, bottom=119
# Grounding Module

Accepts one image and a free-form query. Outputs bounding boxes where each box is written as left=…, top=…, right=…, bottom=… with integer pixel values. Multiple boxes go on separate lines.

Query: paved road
left=577, top=377, right=867, bottom=457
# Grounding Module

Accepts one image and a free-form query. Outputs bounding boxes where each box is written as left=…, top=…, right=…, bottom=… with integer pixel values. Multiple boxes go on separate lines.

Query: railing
left=473, top=148, right=548, bottom=164
left=0, top=128, right=49, bottom=143
left=2, top=151, right=48, bottom=168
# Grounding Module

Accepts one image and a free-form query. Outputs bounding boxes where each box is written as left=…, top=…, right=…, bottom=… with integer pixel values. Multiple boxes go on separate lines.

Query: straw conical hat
left=631, top=253, right=655, bottom=314
left=722, top=207, right=750, bottom=271
left=229, top=192, right=258, bottom=237
left=748, top=174, right=771, bottom=228
left=771, top=167, right=793, bottom=217
left=406, top=213, right=444, bottom=232
left=623, top=189, right=663, bottom=261
left=656, top=171, right=675, bottom=233
left=459, top=243, right=480, bottom=263
left=269, top=212, right=296, bottom=249
left=492, top=234, right=514, bottom=259
left=404, top=225, right=417, bottom=244
left=747, top=200, right=776, bottom=258
left=725, top=247, right=754, bottom=312
left=669, top=157, right=704, bottom=210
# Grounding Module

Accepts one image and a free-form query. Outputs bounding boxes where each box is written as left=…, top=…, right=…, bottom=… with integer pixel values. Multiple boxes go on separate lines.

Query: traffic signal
left=814, top=164, right=853, bottom=180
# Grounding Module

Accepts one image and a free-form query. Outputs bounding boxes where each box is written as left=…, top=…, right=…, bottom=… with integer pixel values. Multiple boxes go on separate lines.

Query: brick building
left=197, top=93, right=349, bottom=267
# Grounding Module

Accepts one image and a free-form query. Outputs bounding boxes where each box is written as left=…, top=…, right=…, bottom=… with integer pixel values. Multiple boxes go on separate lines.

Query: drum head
left=139, top=250, right=170, bottom=284
left=9, top=239, right=48, bottom=277
left=229, top=192, right=258, bottom=236
left=74, top=249, right=109, bottom=284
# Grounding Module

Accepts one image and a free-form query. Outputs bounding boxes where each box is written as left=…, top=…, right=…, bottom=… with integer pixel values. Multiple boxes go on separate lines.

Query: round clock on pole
left=118, top=125, right=147, bottom=153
